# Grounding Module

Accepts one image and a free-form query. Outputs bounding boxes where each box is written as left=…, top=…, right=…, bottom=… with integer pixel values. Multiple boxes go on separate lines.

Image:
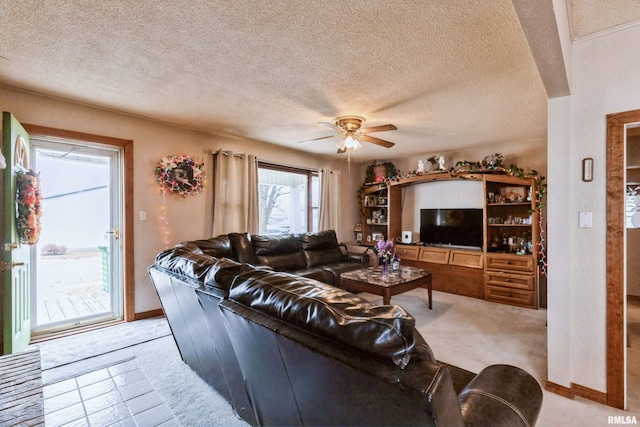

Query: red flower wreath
left=155, top=155, right=205, bottom=197
left=16, top=169, right=43, bottom=245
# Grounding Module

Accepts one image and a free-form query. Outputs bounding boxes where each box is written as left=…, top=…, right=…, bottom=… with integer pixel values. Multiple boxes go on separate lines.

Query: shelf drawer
left=395, top=245, right=420, bottom=261
left=485, top=271, right=534, bottom=290
left=486, top=254, right=535, bottom=273
left=450, top=251, right=483, bottom=269
left=485, top=285, right=535, bottom=307
left=418, top=247, right=450, bottom=264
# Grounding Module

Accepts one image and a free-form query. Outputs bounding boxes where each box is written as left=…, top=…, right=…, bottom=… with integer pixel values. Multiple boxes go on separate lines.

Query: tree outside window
left=258, top=164, right=318, bottom=234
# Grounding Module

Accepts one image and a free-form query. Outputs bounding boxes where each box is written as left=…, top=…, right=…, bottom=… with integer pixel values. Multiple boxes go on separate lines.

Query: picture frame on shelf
left=378, top=196, right=387, bottom=206
left=372, top=232, right=384, bottom=242
left=364, top=195, right=378, bottom=207
left=503, top=186, right=526, bottom=202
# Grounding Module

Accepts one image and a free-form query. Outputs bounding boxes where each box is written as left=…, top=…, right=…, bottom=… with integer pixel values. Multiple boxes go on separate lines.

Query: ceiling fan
left=299, top=115, right=397, bottom=154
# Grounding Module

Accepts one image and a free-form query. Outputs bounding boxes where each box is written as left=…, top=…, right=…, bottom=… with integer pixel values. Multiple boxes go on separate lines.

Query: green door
left=2, top=112, right=32, bottom=354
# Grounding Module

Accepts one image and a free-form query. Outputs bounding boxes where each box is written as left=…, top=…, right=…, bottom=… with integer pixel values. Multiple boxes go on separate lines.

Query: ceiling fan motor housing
left=333, top=115, right=365, bottom=131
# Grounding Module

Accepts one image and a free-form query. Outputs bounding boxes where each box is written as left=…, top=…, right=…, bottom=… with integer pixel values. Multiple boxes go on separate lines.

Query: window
left=258, top=163, right=319, bottom=234
left=627, top=185, right=640, bottom=228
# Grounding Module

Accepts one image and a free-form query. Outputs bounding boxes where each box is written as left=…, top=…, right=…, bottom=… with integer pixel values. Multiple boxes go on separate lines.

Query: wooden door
left=2, top=112, right=33, bottom=354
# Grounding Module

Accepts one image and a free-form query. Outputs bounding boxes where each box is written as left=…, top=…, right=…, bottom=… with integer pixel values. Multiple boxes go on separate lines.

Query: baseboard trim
left=135, top=309, right=164, bottom=320
left=545, top=380, right=608, bottom=405
left=545, top=381, right=574, bottom=399
left=571, top=383, right=608, bottom=405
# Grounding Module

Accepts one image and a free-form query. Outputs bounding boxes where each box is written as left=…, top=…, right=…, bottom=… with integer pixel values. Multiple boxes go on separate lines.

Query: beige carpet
left=359, top=289, right=639, bottom=427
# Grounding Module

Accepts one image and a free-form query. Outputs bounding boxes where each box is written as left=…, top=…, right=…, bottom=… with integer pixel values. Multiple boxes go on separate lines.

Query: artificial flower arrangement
left=376, top=239, right=401, bottom=263
left=16, top=169, right=43, bottom=245
left=156, top=154, right=205, bottom=197
left=376, top=239, right=401, bottom=273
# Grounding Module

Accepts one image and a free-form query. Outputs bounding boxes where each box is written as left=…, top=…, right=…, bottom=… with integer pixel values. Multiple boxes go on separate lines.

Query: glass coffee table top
left=340, top=265, right=430, bottom=288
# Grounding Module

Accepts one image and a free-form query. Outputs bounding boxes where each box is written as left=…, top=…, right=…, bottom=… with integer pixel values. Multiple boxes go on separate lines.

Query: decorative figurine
left=438, top=156, right=446, bottom=171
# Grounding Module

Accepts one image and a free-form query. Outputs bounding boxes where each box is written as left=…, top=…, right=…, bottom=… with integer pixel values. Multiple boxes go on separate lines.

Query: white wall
left=547, top=22, right=640, bottom=393
left=547, top=95, right=572, bottom=388
left=1, top=86, right=358, bottom=314
left=400, top=181, right=484, bottom=235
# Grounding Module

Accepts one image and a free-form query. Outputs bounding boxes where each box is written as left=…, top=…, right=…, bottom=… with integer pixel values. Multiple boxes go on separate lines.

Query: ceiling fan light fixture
left=300, top=115, right=395, bottom=154
left=343, top=133, right=360, bottom=150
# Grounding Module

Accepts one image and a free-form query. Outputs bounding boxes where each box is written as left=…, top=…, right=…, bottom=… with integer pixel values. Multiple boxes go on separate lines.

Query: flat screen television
left=420, top=208, right=483, bottom=249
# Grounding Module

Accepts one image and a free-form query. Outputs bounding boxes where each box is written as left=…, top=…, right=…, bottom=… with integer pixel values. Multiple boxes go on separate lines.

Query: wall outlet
left=139, top=210, right=147, bottom=221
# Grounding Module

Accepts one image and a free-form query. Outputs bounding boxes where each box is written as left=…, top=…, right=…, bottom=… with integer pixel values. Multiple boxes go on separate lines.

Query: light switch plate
left=579, top=211, right=592, bottom=228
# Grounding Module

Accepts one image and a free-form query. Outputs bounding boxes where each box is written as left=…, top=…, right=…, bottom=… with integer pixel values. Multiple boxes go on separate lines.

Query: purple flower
left=376, top=239, right=395, bottom=260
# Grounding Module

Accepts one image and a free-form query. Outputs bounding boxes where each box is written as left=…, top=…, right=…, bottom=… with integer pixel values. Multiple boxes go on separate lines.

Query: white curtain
left=318, top=169, right=341, bottom=235
left=212, top=150, right=259, bottom=236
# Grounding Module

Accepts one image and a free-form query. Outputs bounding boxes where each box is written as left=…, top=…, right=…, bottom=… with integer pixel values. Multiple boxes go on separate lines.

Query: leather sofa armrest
left=339, top=243, right=374, bottom=266
left=346, top=252, right=370, bottom=265
left=458, top=364, right=543, bottom=427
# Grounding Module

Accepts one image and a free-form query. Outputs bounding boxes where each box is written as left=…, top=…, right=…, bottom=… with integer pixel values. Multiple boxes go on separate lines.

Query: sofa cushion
left=252, top=234, right=302, bottom=255
left=288, top=267, right=332, bottom=284
left=300, top=230, right=346, bottom=267
left=303, top=247, right=345, bottom=268
left=202, top=258, right=257, bottom=291
left=251, top=234, right=307, bottom=270
left=299, top=229, right=339, bottom=250
left=174, top=242, right=204, bottom=255
left=319, top=262, right=367, bottom=286
left=229, top=270, right=417, bottom=368
left=154, top=248, right=219, bottom=282
left=228, top=232, right=258, bottom=264
left=188, top=236, right=233, bottom=258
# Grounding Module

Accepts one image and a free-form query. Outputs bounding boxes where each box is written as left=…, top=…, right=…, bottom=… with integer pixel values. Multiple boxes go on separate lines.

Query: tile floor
left=43, top=359, right=179, bottom=427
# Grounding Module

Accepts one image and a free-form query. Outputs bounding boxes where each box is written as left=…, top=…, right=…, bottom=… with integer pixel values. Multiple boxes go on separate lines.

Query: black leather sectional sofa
left=176, top=229, right=369, bottom=286
left=149, top=230, right=543, bottom=426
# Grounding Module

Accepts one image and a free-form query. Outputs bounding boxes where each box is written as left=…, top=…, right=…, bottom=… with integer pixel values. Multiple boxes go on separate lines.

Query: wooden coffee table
left=340, top=266, right=432, bottom=308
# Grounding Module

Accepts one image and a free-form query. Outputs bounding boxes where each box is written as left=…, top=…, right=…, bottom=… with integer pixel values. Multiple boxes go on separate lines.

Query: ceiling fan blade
left=298, top=135, right=335, bottom=144
left=360, top=135, right=395, bottom=148
left=362, top=124, right=397, bottom=134
left=318, top=121, right=338, bottom=130
left=337, top=147, right=346, bottom=154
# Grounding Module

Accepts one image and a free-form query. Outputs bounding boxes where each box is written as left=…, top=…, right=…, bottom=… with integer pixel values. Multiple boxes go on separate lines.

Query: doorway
left=30, top=139, right=123, bottom=335
left=23, top=124, right=135, bottom=331
left=606, top=109, right=640, bottom=409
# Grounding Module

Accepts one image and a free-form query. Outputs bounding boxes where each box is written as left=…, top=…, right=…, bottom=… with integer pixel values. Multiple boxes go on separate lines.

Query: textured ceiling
left=0, top=1, right=636, bottom=162
left=571, top=0, right=640, bottom=39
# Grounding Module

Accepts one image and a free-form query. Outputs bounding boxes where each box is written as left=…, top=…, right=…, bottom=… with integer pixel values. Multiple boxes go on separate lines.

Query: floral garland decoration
left=155, top=155, right=205, bottom=197
left=16, top=169, right=43, bottom=245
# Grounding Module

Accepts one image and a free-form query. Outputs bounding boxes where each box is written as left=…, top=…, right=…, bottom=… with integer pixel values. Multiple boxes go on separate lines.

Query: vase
left=381, top=259, right=389, bottom=276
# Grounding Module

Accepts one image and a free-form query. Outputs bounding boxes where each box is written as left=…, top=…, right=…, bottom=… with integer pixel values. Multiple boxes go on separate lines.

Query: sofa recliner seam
left=458, top=389, right=530, bottom=427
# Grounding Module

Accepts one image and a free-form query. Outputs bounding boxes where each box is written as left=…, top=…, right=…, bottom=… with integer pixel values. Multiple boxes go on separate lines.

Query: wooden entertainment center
left=360, top=172, right=540, bottom=309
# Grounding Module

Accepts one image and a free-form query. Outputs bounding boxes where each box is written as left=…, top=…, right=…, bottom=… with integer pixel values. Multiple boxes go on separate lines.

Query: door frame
left=605, top=109, right=640, bottom=409
left=24, top=124, right=135, bottom=322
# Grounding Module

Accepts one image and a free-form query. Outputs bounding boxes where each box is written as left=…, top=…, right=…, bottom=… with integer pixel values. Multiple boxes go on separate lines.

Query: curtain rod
left=258, top=159, right=320, bottom=173
left=211, top=150, right=320, bottom=173
left=210, top=149, right=248, bottom=159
